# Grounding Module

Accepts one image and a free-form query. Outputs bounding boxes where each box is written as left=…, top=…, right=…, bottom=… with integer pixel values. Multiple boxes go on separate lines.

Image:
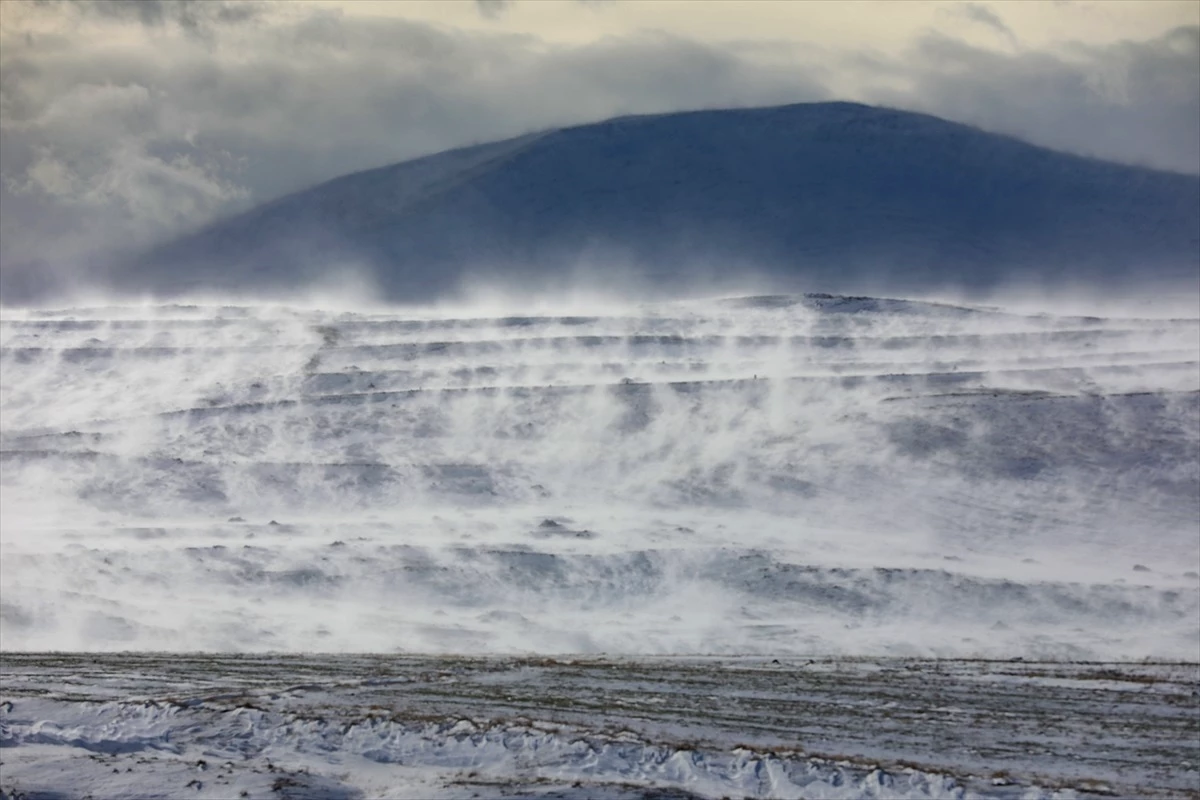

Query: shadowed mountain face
left=106, top=102, right=1199, bottom=300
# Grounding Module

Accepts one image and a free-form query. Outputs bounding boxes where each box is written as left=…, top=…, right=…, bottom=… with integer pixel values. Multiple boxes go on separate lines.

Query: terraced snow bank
left=1, top=294, right=1198, bottom=657
left=2, top=654, right=1197, bottom=799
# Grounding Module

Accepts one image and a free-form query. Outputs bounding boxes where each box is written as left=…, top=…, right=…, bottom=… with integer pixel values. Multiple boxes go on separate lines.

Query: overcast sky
left=1, top=0, right=1197, bottom=270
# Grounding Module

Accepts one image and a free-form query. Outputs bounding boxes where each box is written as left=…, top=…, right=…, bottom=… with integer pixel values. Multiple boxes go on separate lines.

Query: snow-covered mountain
left=99, top=102, right=1200, bottom=302
left=2, top=293, right=1196, bottom=657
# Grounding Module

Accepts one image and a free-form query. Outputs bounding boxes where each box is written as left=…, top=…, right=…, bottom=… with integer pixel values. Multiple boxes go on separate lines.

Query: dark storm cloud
left=1, top=0, right=1197, bottom=286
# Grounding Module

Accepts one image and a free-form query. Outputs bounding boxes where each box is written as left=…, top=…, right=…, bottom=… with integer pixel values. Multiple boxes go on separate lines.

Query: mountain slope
left=117, top=102, right=1199, bottom=300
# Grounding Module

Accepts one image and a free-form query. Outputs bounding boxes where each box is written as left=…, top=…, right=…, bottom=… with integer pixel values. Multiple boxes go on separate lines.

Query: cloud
left=473, top=0, right=611, bottom=18
left=1, top=75, right=249, bottom=266
left=861, top=26, right=1200, bottom=172
left=474, top=0, right=512, bottom=20
left=952, top=3, right=1020, bottom=49
left=0, top=0, right=1196, bottom=289
left=29, top=0, right=270, bottom=36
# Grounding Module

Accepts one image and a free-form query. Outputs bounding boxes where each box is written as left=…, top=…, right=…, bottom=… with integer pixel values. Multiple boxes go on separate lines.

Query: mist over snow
left=1, top=292, right=1197, bottom=657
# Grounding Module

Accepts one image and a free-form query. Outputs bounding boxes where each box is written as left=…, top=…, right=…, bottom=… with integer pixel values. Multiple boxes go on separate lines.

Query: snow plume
left=1, top=291, right=1196, bottom=656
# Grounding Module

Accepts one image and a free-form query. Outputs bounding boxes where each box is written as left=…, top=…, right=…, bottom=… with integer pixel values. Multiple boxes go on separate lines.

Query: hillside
left=108, top=102, right=1200, bottom=299
left=3, top=293, right=1197, bottom=656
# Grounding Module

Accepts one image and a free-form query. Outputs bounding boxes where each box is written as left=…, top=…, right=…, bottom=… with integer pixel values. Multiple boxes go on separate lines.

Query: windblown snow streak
left=1, top=294, right=1197, bottom=656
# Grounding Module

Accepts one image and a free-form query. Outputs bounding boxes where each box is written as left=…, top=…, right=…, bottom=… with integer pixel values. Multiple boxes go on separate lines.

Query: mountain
left=114, top=102, right=1199, bottom=300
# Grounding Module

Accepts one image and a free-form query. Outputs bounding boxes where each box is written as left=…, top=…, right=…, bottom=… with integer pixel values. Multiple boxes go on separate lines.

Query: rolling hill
left=110, top=102, right=1200, bottom=301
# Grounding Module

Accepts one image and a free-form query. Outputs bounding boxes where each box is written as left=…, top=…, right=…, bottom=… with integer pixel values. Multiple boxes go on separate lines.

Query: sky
left=1, top=0, right=1197, bottom=273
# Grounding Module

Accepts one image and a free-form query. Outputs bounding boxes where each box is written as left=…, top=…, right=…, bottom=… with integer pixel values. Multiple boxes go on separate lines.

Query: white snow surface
left=1, top=293, right=1198, bottom=657
left=0, top=706, right=964, bottom=800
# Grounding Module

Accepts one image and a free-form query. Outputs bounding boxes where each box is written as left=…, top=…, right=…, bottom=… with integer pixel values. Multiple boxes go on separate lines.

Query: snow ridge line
left=1, top=698, right=986, bottom=799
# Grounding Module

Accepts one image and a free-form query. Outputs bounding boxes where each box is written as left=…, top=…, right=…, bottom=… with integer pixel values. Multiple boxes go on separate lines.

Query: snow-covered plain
left=2, top=291, right=1199, bottom=798
left=2, top=653, right=1197, bottom=799
left=1, top=293, right=1198, bottom=657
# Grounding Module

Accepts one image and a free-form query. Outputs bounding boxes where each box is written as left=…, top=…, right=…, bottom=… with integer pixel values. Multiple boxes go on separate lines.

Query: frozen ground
left=1, top=653, right=1197, bottom=799
left=1, top=293, right=1197, bottom=657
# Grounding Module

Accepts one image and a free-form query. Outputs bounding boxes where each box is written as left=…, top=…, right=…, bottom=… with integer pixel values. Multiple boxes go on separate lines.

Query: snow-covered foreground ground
left=1, top=293, right=1198, bottom=657
left=1, top=653, right=1197, bottom=799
